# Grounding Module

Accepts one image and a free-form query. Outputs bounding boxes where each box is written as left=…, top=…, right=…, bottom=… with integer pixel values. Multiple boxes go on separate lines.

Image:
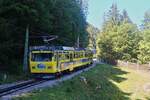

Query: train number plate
left=37, top=64, right=46, bottom=69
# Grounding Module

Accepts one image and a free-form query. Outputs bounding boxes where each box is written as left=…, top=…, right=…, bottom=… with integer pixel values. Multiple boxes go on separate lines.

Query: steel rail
left=0, top=63, right=95, bottom=98
left=0, top=79, right=47, bottom=97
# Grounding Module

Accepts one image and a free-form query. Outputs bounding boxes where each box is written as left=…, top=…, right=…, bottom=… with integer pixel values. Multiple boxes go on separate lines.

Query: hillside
left=14, top=64, right=150, bottom=100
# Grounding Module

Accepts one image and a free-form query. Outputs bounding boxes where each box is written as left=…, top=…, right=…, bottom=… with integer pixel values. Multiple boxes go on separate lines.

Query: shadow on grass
left=76, top=64, right=132, bottom=100
left=14, top=64, right=132, bottom=100
left=145, top=97, right=150, bottom=100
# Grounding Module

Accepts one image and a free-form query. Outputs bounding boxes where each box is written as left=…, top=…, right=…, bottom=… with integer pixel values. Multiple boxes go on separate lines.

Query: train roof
left=30, top=46, right=86, bottom=51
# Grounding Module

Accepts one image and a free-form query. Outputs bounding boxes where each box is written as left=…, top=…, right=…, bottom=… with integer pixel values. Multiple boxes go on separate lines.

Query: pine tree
left=0, top=0, right=89, bottom=72
left=108, top=3, right=121, bottom=25
left=138, top=10, right=150, bottom=64
left=122, top=9, right=132, bottom=23
left=98, top=4, right=141, bottom=63
left=143, top=9, right=150, bottom=29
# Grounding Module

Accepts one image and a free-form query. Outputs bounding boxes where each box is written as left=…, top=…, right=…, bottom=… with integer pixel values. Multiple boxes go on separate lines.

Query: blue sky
left=87, top=0, right=150, bottom=29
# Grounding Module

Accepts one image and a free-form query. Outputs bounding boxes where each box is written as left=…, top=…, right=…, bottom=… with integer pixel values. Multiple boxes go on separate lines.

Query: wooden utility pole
left=23, top=26, right=29, bottom=72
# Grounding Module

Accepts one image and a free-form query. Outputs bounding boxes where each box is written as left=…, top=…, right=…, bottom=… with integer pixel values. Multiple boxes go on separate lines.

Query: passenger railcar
left=29, top=46, right=93, bottom=78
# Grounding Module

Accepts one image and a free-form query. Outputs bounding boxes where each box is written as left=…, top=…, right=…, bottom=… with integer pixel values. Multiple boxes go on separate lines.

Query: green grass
left=14, top=64, right=150, bottom=100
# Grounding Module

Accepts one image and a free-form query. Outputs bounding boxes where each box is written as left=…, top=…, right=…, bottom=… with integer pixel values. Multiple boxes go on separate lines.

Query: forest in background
left=0, top=0, right=91, bottom=73
left=0, top=1, right=149, bottom=74
left=98, top=4, right=150, bottom=64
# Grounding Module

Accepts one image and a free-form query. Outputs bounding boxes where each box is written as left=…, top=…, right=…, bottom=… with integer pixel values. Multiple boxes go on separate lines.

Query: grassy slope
left=14, top=64, right=150, bottom=100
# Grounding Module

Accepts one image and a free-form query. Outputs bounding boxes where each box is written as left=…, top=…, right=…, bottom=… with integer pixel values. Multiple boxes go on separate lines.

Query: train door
left=69, top=52, right=74, bottom=71
left=70, top=52, right=73, bottom=62
left=56, top=52, right=61, bottom=72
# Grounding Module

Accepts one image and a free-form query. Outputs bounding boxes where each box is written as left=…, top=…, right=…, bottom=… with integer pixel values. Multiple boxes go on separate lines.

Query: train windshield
left=31, top=53, right=53, bottom=62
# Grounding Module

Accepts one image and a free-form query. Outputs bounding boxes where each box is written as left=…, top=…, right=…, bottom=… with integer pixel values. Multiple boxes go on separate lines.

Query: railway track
left=0, top=63, right=96, bottom=99
left=0, top=79, right=47, bottom=97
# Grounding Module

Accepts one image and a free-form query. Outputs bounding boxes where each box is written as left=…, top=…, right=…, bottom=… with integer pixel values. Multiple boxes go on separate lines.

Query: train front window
left=31, top=53, right=53, bottom=62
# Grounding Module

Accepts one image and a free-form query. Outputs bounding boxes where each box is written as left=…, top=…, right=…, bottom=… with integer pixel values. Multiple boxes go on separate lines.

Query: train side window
left=61, top=52, right=65, bottom=60
left=83, top=52, right=85, bottom=58
left=85, top=52, right=87, bottom=57
left=70, top=53, right=72, bottom=59
left=76, top=53, right=79, bottom=58
left=53, top=54, right=56, bottom=61
left=65, top=53, right=70, bottom=60
left=75, top=52, right=78, bottom=58
left=79, top=53, right=81, bottom=58
left=63, top=54, right=66, bottom=60
left=58, top=54, right=61, bottom=60
left=79, top=52, right=81, bottom=58
left=81, top=52, right=83, bottom=58
left=85, top=52, right=88, bottom=57
left=76, top=52, right=79, bottom=58
left=70, top=53, right=73, bottom=59
left=74, top=52, right=76, bottom=58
